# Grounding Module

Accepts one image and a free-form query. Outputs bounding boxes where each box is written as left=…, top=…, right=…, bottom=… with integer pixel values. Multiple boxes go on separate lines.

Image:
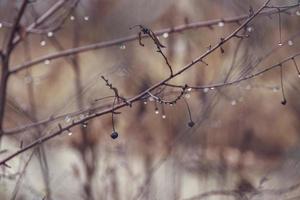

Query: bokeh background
left=1, top=0, right=300, bottom=199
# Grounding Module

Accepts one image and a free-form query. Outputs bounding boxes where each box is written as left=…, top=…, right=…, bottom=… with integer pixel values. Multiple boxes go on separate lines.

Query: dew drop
left=65, top=116, right=71, bottom=123
left=162, top=115, right=166, bottom=119
left=47, top=32, right=53, bottom=37
left=203, top=88, right=209, bottom=93
left=210, top=87, right=215, bottom=90
left=70, top=15, right=75, bottom=21
left=111, top=131, right=118, bottom=139
left=119, top=44, right=126, bottom=50
left=163, top=32, right=169, bottom=38
left=68, top=131, right=73, bottom=136
left=155, top=109, right=159, bottom=114
left=0, top=23, right=2, bottom=29
left=298, top=74, right=300, bottom=78
left=185, top=94, right=191, bottom=99
left=44, top=59, right=50, bottom=65
left=149, top=97, right=154, bottom=102
left=278, top=43, right=283, bottom=46
left=187, top=87, right=192, bottom=92
left=84, top=16, right=89, bottom=21
left=143, top=101, right=147, bottom=105
left=288, top=40, right=294, bottom=46
left=231, top=100, right=237, bottom=106
left=247, top=26, right=253, bottom=32
left=296, top=10, right=300, bottom=16
left=40, top=40, right=46, bottom=46
left=218, top=21, right=224, bottom=27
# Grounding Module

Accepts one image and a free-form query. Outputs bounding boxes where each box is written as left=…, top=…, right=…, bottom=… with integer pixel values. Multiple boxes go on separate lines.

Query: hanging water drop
left=111, top=131, right=118, bottom=139
left=231, top=100, right=237, bottom=106
left=70, top=15, right=75, bottom=21
left=149, top=97, right=154, bottom=102
left=40, top=40, right=46, bottom=46
left=155, top=109, right=159, bottom=114
left=0, top=23, right=2, bottom=29
left=203, top=88, right=209, bottom=93
left=68, top=131, right=73, bottom=136
left=163, top=32, right=169, bottom=38
left=84, top=16, right=89, bottom=21
left=210, top=87, right=215, bottom=90
left=296, top=10, right=300, bottom=16
left=65, top=116, right=71, bottom=123
left=44, top=59, right=50, bottom=65
left=288, top=40, right=294, bottom=46
left=162, top=115, right=166, bottom=119
left=218, top=21, right=224, bottom=27
left=278, top=43, right=283, bottom=46
left=187, top=87, right=192, bottom=92
left=247, top=26, right=253, bottom=32
left=119, top=44, right=126, bottom=50
left=47, top=32, right=53, bottom=37
left=143, top=101, right=147, bottom=105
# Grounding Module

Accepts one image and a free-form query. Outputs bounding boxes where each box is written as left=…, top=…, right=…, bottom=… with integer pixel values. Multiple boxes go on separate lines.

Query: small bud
left=111, top=131, right=118, bottom=139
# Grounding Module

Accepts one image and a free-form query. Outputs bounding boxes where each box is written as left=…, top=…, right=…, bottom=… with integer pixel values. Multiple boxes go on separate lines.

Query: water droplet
left=163, top=32, right=169, bottom=38
left=231, top=100, right=237, bottom=106
left=272, top=87, right=279, bottom=92
left=162, top=115, right=166, bottom=119
left=288, top=40, right=294, bottom=46
left=119, top=44, right=126, bottom=50
left=70, top=15, right=75, bottom=21
left=82, top=123, right=88, bottom=128
left=84, top=16, right=89, bottom=21
left=47, top=32, right=53, bottom=37
left=203, top=88, right=209, bottom=93
left=155, top=109, right=159, bottom=114
left=68, top=131, right=73, bottom=136
left=44, top=59, right=50, bottom=65
left=278, top=43, right=283, bottom=46
left=149, top=97, right=154, bottom=102
left=298, top=74, right=300, bottom=78
left=247, top=26, right=253, bottom=32
left=143, top=101, right=147, bottom=105
left=210, top=87, right=215, bottom=90
left=65, top=116, right=71, bottom=123
left=187, top=87, right=192, bottom=92
left=296, top=10, right=300, bottom=16
left=0, top=23, right=2, bottom=28
left=40, top=40, right=46, bottom=46
left=218, top=21, right=224, bottom=27
left=111, top=131, right=118, bottom=139
left=185, top=94, right=191, bottom=99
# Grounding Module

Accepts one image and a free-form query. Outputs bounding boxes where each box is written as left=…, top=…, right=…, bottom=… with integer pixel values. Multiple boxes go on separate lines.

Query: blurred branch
left=9, top=2, right=299, bottom=74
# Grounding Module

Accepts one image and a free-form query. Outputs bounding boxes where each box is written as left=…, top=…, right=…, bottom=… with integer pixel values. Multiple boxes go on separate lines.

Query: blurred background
left=0, top=0, right=300, bottom=199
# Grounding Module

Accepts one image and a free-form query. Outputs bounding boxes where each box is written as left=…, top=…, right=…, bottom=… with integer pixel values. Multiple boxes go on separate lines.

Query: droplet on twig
left=218, top=21, right=224, bottom=27
left=296, top=10, right=300, bottom=16
left=0, top=23, right=2, bottom=29
left=84, top=16, right=89, bottom=21
left=47, top=32, right=53, bottom=37
left=70, top=15, right=75, bottom=21
left=44, top=59, right=50, bottom=65
left=247, top=26, right=253, bottom=32
left=288, top=40, right=294, bottom=46
left=65, top=115, right=71, bottom=123
left=163, top=32, right=169, bottom=38
left=40, top=40, right=46, bottom=46
left=231, top=100, right=237, bottom=106
left=162, top=115, right=166, bottom=119
left=119, top=44, right=126, bottom=50
left=68, top=131, right=73, bottom=136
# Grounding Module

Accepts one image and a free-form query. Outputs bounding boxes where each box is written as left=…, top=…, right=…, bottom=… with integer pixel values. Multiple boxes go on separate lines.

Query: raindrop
left=288, top=40, right=294, bottom=46
left=40, top=40, right=46, bottom=46
left=162, top=115, right=166, bottom=119
left=187, top=87, right=192, bottom=92
left=210, top=87, right=215, bottom=90
left=68, top=131, right=73, bottom=136
left=278, top=43, right=283, bottom=46
left=47, top=32, right=53, bottom=37
left=163, top=32, right=169, bottom=38
left=218, top=21, right=224, bottom=27
left=0, top=23, right=2, bottom=28
left=296, top=10, right=300, bottom=16
left=70, top=15, right=75, bottom=21
left=149, top=97, right=154, bottom=102
left=44, top=59, right=50, bottom=65
left=65, top=116, right=71, bottom=123
left=84, top=16, right=89, bottom=21
left=143, top=101, right=147, bottom=105
left=203, top=88, right=209, bottom=93
left=247, top=26, right=253, bottom=32
left=231, top=100, right=237, bottom=106
left=119, top=44, right=126, bottom=50
left=155, top=109, right=159, bottom=114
